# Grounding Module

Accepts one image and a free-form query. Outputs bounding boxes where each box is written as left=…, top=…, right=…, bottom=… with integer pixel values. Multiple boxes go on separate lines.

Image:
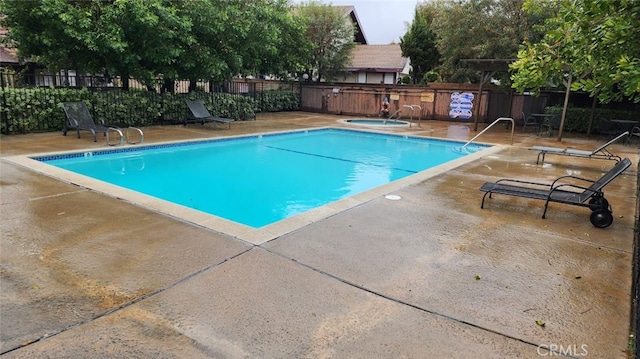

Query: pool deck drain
left=1, top=112, right=637, bottom=357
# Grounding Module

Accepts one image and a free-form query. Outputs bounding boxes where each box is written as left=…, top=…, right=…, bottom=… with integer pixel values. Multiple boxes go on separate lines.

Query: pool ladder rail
left=384, top=105, right=423, bottom=128
left=106, top=127, right=145, bottom=146
left=461, top=117, right=514, bottom=152
left=403, top=105, right=422, bottom=128
left=384, top=109, right=403, bottom=124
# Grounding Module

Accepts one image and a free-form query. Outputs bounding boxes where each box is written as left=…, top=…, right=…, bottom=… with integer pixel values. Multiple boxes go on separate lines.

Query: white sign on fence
left=449, top=92, right=474, bottom=119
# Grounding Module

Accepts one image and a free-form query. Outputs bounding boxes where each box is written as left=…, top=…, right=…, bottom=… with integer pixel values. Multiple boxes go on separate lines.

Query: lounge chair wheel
left=588, top=197, right=609, bottom=211
left=590, top=209, right=613, bottom=228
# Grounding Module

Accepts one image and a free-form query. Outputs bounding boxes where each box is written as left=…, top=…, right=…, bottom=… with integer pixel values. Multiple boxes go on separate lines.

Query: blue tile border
left=32, top=127, right=489, bottom=162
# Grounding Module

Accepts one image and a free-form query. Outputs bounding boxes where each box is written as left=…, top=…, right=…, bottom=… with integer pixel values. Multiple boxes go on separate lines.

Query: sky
left=292, top=0, right=421, bottom=45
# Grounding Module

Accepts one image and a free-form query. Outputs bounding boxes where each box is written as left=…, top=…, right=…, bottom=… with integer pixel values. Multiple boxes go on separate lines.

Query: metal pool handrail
left=384, top=109, right=403, bottom=124
left=106, top=127, right=124, bottom=146
left=402, top=105, right=422, bottom=128
left=126, top=127, right=144, bottom=144
left=462, top=117, right=514, bottom=150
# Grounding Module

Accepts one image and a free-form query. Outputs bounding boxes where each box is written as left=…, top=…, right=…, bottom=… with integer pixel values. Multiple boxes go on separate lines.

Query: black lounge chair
left=62, top=101, right=114, bottom=142
left=185, top=99, right=234, bottom=129
left=479, top=158, right=632, bottom=228
left=530, top=131, right=628, bottom=165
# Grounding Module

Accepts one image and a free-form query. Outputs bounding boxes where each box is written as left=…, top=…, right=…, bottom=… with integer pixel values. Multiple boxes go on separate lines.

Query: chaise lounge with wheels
left=185, top=99, right=234, bottom=129
left=530, top=131, right=628, bottom=165
left=62, top=101, right=114, bottom=142
left=479, top=158, right=631, bottom=228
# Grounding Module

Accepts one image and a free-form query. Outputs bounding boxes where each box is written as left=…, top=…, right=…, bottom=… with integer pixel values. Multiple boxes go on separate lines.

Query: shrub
left=0, top=87, right=94, bottom=133
left=257, top=89, right=300, bottom=113
left=0, top=86, right=300, bottom=134
left=398, top=75, right=411, bottom=85
left=421, top=71, right=441, bottom=84
left=545, top=105, right=637, bottom=133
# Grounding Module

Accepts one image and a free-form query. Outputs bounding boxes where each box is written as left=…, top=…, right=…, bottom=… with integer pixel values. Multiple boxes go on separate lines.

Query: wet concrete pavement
left=1, top=112, right=638, bottom=358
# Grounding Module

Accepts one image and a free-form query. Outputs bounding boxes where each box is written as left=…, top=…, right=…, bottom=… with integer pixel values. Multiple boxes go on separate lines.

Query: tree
left=510, top=0, right=640, bottom=103
left=0, top=0, right=308, bottom=89
left=0, top=0, right=193, bottom=88
left=108, top=0, right=194, bottom=90
left=422, top=0, right=545, bottom=84
left=400, top=4, right=439, bottom=84
left=232, top=0, right=310, bottom=80
left=176, top=0, right=308, bottom=84
left=295, top=1, right=355, bottom=83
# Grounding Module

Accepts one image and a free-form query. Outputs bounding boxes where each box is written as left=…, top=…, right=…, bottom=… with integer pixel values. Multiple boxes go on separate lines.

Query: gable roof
left=347, top=44, right=409, bottom=73
left=334, top=5, right=367, bottom=44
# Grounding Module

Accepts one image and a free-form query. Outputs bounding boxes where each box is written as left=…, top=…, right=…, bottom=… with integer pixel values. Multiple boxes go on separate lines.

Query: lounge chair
left=479, top=158, right=631, bottom=228
left=62, top=102, right=115, bottom=142
left=185, top=99, right=234, bottom=129
left=530, top=131, right=628, bottom=165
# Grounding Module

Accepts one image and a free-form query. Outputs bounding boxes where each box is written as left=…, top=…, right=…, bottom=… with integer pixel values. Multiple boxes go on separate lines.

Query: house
left=342, top=44, right=411, bottom=84
left=335, top=6, right=411, bottom=84
left=0, top=25, right=22, bottom=87
left=0, top=27, right=19, bottom=68
left=0, top=40, right=18, bottom=68
left=1, top=25, right=75, bottom=87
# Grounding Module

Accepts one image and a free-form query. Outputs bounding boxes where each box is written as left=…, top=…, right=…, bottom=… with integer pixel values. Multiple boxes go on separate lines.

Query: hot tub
left=339, top=119, right=410, bottom=127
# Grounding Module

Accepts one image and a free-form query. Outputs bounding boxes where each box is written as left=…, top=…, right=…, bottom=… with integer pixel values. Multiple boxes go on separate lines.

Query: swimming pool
left=17, top=128, right=499, bottom=243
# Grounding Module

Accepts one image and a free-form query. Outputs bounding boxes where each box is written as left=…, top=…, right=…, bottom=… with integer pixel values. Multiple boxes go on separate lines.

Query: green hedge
left=92, top=89, right=161, bottom=127
left=256, top=89, right=300, bottom=112
left=545, top=105, right=637, bottom=133
left=0, top=87, right=93, bottom=133
left=0, top=87, right=300, bottom=134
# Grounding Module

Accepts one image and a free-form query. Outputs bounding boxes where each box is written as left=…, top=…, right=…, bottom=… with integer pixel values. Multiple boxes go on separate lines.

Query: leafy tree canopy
left=432, top=0, right=545, bottom=84
left=400, top=4, right=439, bottom=84
left=510, top=0, right=640, bottom=103
left=295, top=1, right=355, bottom=83
left=400, top=0, right=546, bottom=84
left=0, top=0, right=307, bottom=86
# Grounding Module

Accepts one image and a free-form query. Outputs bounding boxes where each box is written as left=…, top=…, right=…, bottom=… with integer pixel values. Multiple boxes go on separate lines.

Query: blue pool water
left=38, top=128, right=487, bottom=228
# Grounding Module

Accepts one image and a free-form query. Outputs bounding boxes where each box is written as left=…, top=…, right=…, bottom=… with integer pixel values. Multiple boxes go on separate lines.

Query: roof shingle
left=0, top=25, right=19, bottom=64
left=347, top=44, right=408, bottom=72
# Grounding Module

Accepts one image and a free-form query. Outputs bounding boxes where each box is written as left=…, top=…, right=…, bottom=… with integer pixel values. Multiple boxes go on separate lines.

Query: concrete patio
left=1, top=112, right=638, bottom=358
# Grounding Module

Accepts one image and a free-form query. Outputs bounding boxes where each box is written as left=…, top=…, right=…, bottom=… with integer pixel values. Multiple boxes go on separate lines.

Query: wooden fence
left=300, top=82, right=549, bottom=124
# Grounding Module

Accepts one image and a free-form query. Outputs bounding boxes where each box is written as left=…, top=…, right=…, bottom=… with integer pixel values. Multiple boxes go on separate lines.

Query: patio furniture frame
left=185, top=99, right=234, bottom=129
left=530, top=131, right=628, bottom=165
left=61, top=101, right=115, bottom=142
left=479, top=158, right=632, bottom=228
